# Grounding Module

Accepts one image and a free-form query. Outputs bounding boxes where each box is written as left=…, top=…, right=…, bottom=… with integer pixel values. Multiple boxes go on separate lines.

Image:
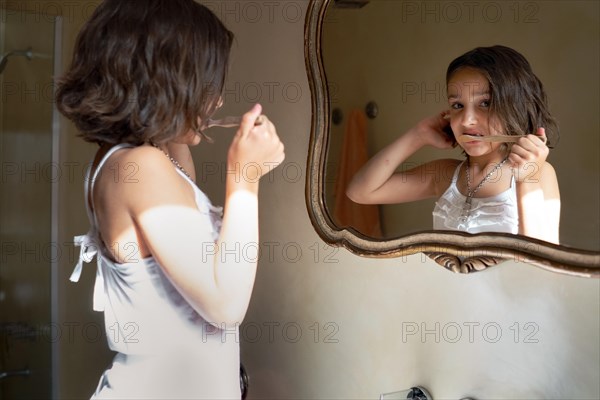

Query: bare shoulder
left=433, top=158, right=462, bottom=193
left=542, top=161, right=557, bottom=177
left=435, top=158, right=462, bottom=173
left=107, top=145, right=179, bottom=182
left=401, top=158, right=461, bottom=198
left=540, top=161, right=560, bottom=196
left=101, top=145, right=196, bottom=211
left=540, top=161, right=558, bottom=185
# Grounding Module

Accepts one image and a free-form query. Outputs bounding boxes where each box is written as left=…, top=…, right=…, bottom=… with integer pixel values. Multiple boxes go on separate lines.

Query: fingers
left=228, top=104, right=285, bottom=181
left=239, top=105, right=278, bottom=143
left=508, top=128, right=549, bottom=168
left=256, top=115, right=284, bottom=161
left=239, top=103, right=263, bottom=138
left=236, top=104, right=279, bottom=147
left=248, top=115, right=279, bottom=154
left=273, top=140, right=286, bottom=165
left=531, top=127, right=547, bottom=146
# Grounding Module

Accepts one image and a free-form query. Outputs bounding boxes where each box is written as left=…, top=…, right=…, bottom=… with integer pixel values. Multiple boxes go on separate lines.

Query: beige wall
left=7, top=0, right=597, bottom=399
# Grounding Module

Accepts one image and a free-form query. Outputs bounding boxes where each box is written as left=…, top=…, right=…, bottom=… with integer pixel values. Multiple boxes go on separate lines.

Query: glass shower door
left=0, top=7, right=59, bottom=400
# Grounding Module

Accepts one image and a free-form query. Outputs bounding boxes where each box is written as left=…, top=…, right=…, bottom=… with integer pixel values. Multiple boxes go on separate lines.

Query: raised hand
left=227, top=104, right=285, bottom=185
left=508, top=127, right=549, bottom=182
left=410, top=111, right=456, bottom=149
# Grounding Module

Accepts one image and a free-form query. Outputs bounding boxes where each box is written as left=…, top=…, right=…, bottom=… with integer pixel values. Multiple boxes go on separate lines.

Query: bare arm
left=129, top=105, right=285, bottom=328
left=510, top=128, right=561, bottom=243
left=346, top=112, right=456, bottom=204
left=515, top=162, right=560, bottom=243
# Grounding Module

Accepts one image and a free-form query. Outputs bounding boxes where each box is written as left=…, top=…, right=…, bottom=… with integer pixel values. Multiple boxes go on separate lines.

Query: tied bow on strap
left=70, top=233, right=106, bottom=312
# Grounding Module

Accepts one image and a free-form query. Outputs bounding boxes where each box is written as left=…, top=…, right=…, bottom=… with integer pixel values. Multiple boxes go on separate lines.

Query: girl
left=347, top=46, right=560, bottom=243
left=56, top=0, right=284, bottom=398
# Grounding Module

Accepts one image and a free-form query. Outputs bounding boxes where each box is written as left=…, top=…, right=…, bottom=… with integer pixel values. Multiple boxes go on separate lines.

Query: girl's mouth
left=458, top=133, right=488, bottom=145
left=457, top=132, right=484, bottom=143
left=458, top=134, right=526, bottom=144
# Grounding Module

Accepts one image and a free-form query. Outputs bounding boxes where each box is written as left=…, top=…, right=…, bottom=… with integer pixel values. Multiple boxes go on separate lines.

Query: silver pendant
left=460, top=197, right=472, bottom=222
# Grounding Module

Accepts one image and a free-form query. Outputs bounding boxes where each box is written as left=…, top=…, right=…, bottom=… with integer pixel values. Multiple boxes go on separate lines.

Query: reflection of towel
left=333, top=109, right=382, bottom=238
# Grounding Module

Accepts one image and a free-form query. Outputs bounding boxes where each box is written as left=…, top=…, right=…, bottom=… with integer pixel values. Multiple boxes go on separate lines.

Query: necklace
left=150, top=142, right=193, bottom=180
left=460, top=156, right=508, bottom=222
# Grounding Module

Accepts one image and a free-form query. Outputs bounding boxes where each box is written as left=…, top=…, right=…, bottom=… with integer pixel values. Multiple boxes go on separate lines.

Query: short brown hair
left=447, top=45, right=559, bottom=148
left=56, top=0, right=234, bottom=145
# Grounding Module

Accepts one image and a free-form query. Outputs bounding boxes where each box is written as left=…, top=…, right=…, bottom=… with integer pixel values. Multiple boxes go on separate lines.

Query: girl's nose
left=460, top=107, right=478, bottom=127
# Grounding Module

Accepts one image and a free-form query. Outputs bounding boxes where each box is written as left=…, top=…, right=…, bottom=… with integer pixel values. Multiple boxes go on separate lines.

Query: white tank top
left=432, top=161, right=519, bottom=234
left=70, top=143, right=241, bottom=399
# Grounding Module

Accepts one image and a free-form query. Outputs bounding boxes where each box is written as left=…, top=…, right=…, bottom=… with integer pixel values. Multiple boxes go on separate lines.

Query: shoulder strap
left=84, top=143, right=136, bottom=225
left=451, top=161, right=465, bottom=184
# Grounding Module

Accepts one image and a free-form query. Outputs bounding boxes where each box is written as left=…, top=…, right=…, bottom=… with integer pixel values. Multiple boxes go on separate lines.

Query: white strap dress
left=70, top=143, right=241, bottom=399
left=432, top=161, right=519, bottom=234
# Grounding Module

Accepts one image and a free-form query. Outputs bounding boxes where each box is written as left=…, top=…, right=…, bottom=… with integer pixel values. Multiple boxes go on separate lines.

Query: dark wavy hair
left=56, top=0, right=234, bottom=145
left=446, top=45, right=559, bottom=148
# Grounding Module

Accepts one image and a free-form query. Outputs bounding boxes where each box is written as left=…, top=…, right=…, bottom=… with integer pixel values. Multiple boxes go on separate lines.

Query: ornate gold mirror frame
left=304, top=0, right=599, bottom=277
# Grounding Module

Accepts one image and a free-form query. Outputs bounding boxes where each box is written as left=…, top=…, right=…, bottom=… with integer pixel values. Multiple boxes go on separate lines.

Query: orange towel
left=333, top=109, right=382, bottom=238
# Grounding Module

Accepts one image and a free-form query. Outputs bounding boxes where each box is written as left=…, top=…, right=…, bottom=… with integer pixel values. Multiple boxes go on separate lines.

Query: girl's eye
left=450, top=103, right=463, bottom=110
left=480, top=100, right=490, bottom=108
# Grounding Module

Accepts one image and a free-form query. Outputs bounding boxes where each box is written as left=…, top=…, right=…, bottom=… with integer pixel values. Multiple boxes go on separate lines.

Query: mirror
left=304, top=0, right=600, bottom=276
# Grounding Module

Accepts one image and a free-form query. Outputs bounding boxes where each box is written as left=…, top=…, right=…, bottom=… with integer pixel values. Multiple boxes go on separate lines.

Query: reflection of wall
left=323, top=0, right=600, bottom=250
left=323, top=4, right=462, bottom=237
